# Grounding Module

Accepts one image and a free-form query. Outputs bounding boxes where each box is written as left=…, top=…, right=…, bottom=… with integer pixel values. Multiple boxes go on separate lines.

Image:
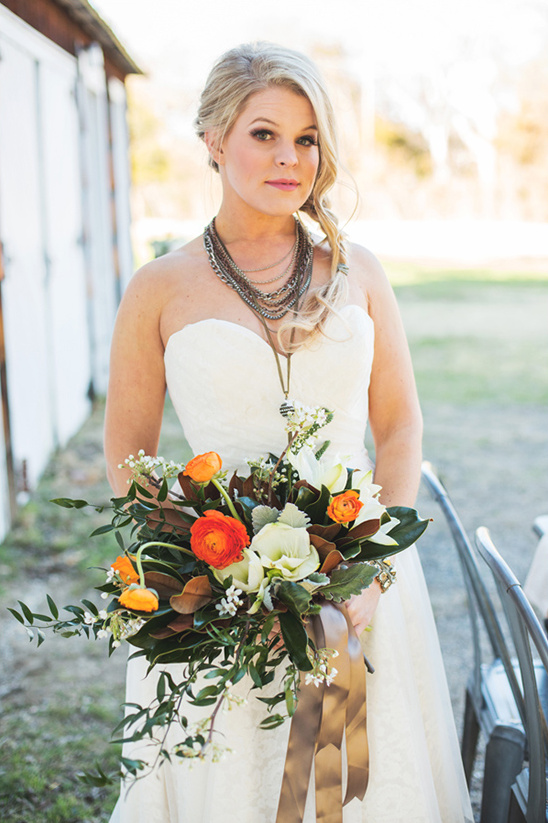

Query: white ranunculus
left=213, top=548, right=265, bottom=593
left=250, top=522, right=320, bottom=582
left=287, top=447, right=347, bottom=493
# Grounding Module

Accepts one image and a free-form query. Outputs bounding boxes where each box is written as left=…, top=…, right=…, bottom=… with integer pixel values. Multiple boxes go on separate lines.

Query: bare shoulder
left=124, top=235, right=205, bottom=306
left=346, top=242, right=394, bottom=312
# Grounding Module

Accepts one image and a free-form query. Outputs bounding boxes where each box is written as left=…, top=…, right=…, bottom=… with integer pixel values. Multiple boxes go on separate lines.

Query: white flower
left=287, top=447, right=347, bottom=493
left=214, top=549, right=265, bottom=593
left=98, top=609, right=108, bottom=620
left=349, top=469, right=388, bottom=525
left=100, top=591, right=109, bottom=600
left=368, top=516, right=400, bottom=546
left=250, top=522, right=319, bottom=582
left=215, top=585, right=244, bottom=617
left=83, top=612, right=96, bottom=625
left=97, top=628, right=110, bottom=639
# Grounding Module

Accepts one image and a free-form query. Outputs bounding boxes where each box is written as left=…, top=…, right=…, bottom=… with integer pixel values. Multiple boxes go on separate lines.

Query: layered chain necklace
left=203, top=217, right=313, bottom=321
left=203, top=216, right=314, bottom=418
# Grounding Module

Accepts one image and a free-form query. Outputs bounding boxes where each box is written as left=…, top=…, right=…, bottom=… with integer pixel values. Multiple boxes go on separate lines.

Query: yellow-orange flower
left=190, top=509, right=250, bottom=569
left=119, top=587, right=159, bottom=613
left=111, top=555, right=139, bottom=585
left=183, top=452, right=222, bottom=484
left=327, top=490, right=364, bottom=524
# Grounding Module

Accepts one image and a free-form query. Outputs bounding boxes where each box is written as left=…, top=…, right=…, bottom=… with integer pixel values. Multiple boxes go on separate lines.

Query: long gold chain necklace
left=203, top=217, right=313, bottom=415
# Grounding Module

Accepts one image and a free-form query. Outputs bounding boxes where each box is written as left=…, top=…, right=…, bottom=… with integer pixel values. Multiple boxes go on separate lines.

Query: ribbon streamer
left=276, top=602, right=369, bottom=823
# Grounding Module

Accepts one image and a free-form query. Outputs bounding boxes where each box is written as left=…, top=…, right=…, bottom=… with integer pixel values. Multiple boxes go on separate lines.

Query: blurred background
left=94, top=0, right=548, bottom=262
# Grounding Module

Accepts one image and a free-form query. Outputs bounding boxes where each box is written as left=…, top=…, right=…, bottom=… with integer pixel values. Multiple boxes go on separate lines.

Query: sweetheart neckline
left=164, top=304, right=373, bottom=361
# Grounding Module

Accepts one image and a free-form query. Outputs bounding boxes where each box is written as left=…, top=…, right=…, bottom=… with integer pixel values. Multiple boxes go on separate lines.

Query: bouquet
left=10, top=404, right=428, bottom=789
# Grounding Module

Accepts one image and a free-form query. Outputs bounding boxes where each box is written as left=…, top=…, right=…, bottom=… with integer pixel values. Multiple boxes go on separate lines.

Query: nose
left=275, top=139, right=298, bottom=167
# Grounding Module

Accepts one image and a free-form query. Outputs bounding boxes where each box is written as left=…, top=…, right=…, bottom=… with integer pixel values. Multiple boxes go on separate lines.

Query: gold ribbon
left=276, top=603, right=369, bottom=823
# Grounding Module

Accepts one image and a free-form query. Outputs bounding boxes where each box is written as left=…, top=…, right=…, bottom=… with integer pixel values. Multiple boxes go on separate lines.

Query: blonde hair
left=195, top=42, right=349, bottom=349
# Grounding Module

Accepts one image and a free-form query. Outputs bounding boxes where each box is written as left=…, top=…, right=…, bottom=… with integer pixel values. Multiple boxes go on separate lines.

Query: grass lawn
left=0, top=260, right=547, bottom=822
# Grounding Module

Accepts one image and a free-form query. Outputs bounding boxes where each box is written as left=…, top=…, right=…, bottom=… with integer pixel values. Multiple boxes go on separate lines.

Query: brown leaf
left=170, top=575, right=213, bottom=614
left=320, top=549, right=345, bottom=575
left=308, top=533, right=337, bottom=560
left=308, top=523, right=342, bottom=542
left=177, top=472, right=201, bottom=502
left=168, top=613, right=194, bottom=632
left=144, top=572, right=184, bottom=599
left=145, top=506, right=193, bottom=535
left=149, top=626, right=178, bottom=639
left=338, top=518, right=381, bottom=546
left=293, top=479, right=320, bottom=495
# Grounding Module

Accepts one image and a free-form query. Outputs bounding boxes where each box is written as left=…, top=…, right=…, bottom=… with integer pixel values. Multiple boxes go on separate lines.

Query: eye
left=250, top=129, right=273, bottom=141
left=298, top=135, right=318, bottom=147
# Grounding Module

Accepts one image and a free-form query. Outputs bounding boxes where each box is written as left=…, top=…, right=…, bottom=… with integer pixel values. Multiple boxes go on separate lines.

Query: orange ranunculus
left=327, top=490, right=364, bottom=524
left=183, top=452, right=222, bottom=484
left=119, top=586, right=159, bottom=613
left=111, top=555, right=139, bottom=585
left=190, top=509, right=250, bottom=569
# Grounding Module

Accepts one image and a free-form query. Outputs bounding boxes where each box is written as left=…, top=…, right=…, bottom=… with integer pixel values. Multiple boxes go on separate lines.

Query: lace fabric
left=109, top=306, right=473, bottom=822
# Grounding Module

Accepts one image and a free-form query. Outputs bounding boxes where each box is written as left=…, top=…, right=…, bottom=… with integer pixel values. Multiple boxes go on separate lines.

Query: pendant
left=279, top=400, right=295, bottom=418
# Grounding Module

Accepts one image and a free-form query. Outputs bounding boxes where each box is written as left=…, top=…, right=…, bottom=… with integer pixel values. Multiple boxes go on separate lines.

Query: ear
left=204, top=131, right=224, bottom=166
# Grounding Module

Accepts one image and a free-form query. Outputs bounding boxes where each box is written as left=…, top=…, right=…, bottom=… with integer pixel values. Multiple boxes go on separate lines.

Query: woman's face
left=213, top=86, right=320, bottom=218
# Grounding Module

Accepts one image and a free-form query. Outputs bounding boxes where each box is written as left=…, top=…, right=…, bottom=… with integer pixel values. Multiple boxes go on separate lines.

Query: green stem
left=211, top=478, right=242, bottom=521
left=133, top=541, right=195, bottom=587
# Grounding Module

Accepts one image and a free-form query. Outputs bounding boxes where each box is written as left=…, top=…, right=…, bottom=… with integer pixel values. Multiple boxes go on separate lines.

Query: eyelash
left=249, top=129, right=318, bottom=147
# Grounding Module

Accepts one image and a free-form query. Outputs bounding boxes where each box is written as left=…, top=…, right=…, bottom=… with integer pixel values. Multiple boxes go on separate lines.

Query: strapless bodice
left=164, top=304, right=374, bottom=473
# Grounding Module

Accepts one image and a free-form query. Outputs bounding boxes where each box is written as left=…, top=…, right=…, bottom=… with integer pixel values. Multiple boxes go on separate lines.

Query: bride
left=104, top=42, right=473, bottom=823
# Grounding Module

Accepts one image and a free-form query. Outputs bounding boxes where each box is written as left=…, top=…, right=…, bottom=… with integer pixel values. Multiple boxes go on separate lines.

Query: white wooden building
left=0, top=0, right=140, bottom=539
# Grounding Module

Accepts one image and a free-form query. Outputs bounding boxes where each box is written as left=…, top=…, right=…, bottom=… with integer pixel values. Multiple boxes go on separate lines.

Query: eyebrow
left=248, top=117, right=318, bottom=131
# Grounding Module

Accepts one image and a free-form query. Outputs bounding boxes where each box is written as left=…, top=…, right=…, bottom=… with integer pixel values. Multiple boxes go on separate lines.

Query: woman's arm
left=345, top=246, right=423, bottom=634
left=104, top=264, right=168, bottom=497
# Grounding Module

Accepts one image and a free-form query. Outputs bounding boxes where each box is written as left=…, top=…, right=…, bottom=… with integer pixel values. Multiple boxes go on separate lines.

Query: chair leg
left=479, top=724, right=526, bottom=823
left=461, top=689, right=480, bottom=786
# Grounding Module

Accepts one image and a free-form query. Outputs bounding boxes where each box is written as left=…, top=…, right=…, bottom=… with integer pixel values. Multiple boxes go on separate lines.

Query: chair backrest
left=421, top=462, right=523, bottom=712
left=475, top=526, right=548, bottom=822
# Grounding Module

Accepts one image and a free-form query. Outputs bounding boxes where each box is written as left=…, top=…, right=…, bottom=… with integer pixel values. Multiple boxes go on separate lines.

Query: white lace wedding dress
left=109, top=305, right=474, bottom=823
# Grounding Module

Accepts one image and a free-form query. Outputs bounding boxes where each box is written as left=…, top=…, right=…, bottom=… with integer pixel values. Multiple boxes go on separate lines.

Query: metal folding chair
left=421, top=462, right=526, bottom=823
left=475, top=526, right=548, bottom=823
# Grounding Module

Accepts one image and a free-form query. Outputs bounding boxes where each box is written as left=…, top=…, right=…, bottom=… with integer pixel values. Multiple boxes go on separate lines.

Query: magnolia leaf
left=170, top=576, right=213, bottom=614
left=278, top=503, right=310, bottom=529
left=383, top=506, right=430, bottom=550
left=252, top=505, right=280, bottom=534
left=317, top=563, right=378, bottom=602
left=308, top=523, right=342, bottom=541
left=144, top=572, right=184, bottom=599
left=319, top=549, right=345, bottom=575
left=279, top=611, right=312, bottom=671
left=303, top=484, right=331, bottom=524
left=308, top=533, right=337, bottom=560
left=276, top=580, right=312, bottom=616
left=145, top=507, right=193, bottom=535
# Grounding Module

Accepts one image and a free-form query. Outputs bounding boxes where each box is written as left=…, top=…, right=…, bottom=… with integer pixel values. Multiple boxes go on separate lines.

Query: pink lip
left=266, top=179, right=299, bottom=191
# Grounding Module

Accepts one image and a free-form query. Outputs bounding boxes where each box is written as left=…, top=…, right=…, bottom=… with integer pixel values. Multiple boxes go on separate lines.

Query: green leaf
left=276, top=581, right=312, bottom=616
left=115, top=531, right=125, bottom=550
left=81, top=599, right=99, bottom=616
left=259, top=714, right=285, bottom=729
left=248, top=663, right=263, bottom=688
left=17, top=601, right=34, bottom=625
left=279, top=612, right=312, bottom=671
left=317, top=563, right=378, bottom=602
left=47, top=595, right=59, bottom=619
left=383, top=506, right=430, bottom=550
left=90, top=523, right=115, bottom=537
left=304, top=484, right=331, bottom=524
left=7, top=607, right=24, bottom=625
left=157, top=478, right=169, bottom=503
left=50, top=497, right=89, bottom=508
